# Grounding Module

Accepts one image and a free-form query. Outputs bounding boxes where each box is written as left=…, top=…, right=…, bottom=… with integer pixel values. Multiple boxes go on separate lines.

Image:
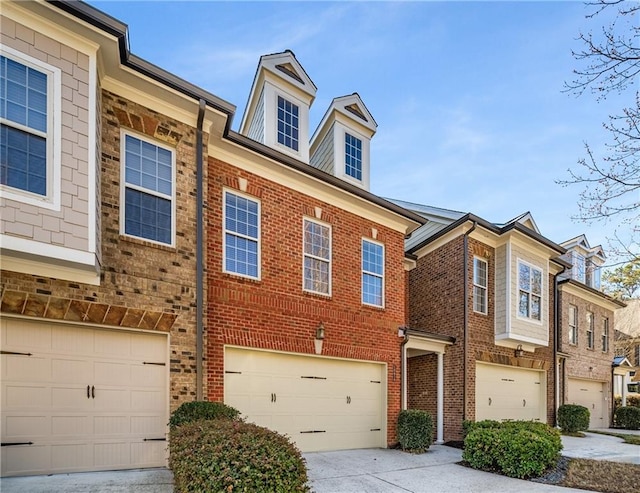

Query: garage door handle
left=92, top=386, right=95, bottom=399
left=271, top=393, right=276, bottom=403
left=523, top=399, right=526, bottom=407
left=87, top=385, right=90, bottom=399
left=488, top=398, right=492, bottom=406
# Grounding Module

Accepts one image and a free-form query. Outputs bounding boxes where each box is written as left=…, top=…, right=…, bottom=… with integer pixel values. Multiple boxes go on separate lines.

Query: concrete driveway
left=304, top=446, right=584, bottom=493
left=1, top=430, right=636, bottom=492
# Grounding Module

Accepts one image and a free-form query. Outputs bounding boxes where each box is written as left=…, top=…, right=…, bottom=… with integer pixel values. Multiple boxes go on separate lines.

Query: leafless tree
left=559, top=0, right=639, bottom=260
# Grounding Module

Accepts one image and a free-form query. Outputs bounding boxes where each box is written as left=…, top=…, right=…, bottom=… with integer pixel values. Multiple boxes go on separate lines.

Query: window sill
left=303, top=290, right=332, bottom=300
left=362, top=303, right=385, bottom=311
left=119, top=234, right=176, bottom=252
left=222, top=271, right=261, bottom=283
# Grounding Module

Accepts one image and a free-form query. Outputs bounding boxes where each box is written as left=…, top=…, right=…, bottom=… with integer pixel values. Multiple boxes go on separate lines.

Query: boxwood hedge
left=170, top=419, right=309, bottom=493
left=557, top=404, right=590, bottom=433
left=463, top=420, right=562, bottom=479
left=397, top=409, right=433, bottom=453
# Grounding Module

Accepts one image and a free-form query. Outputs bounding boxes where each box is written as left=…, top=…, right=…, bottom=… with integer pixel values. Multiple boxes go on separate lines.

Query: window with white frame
left=362, top=239, right=384, bottom=307
left=122, top=133, right=174, bottom=245
left=277, top=95, right=299, bottom=151
left=586, top=311, right=594, bottom=349
left=224, top=190, right=260, bottom=279
left=518, top=261, right=542, bottom=321
left=602, top=317, right=609, bottom=352
left=0, top=53, right=53, bottom=198
left=473, top=257, right=488, bottom=314
left=568, top=305, right=578, bottom=345
left=586, top=260, right=601, bottom=290
left=345, top=132, right=362, bottom=181
left=303, top=219, right=331, bottom=295
left=572, top=251, right=586, bottom=283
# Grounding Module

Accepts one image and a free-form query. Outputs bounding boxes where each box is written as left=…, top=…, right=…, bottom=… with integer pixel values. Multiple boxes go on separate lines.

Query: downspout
left=196, top=98, right=206, bottom=401
left=553, top=266, right=566, bottom=425
left=401, top=328, right=409, bottom=411
left=462, top=221, right=477, bottom=421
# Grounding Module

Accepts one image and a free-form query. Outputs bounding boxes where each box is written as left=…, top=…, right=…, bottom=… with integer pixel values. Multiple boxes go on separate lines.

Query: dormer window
left=586, top=259, right=601, bottom=290
left=572, top=251, right=586, bottom=283
left=345, top=132, right=363, bottom=181
left=277, top=95, right=299, bottom=152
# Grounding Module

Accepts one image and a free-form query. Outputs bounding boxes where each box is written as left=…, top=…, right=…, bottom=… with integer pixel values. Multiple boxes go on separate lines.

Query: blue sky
left=90, top=0, right=631, bottom=262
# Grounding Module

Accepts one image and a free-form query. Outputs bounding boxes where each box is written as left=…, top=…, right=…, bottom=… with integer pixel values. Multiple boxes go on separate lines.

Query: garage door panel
left=476, top=363, right=546, bottom=422
left=52, top=326, right=92, bottom=355
left=568, top=379, right=605, bottom=429
left=51, top=415, right=91, bottom=436
left=225, top=347, right=385, bottom=452
left=5, top=415, right=49, bottom=436
left=1, top=320, right=168, bottom=477
left=52, top=358, right=91, bottom=383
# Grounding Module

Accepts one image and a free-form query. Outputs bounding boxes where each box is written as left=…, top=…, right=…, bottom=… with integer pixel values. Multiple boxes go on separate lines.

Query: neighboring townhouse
left=391, top=200, right=569, bottom=441
left=613, top=299, right=640, bottom=402
left=556, top=236, right=625, bottom=428
left=1, top=0, right=235, bottom=477
left=205, top=51, right=425, bottom=453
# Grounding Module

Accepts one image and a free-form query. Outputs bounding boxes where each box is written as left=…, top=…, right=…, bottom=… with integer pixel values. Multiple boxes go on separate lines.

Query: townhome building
left=0, top=0, right=235, bottom=476
left=391, top=201, right=569, bottom=441
left=556, top=236, right=625, bottom=428
left=205, top=51, right=425, bottom=453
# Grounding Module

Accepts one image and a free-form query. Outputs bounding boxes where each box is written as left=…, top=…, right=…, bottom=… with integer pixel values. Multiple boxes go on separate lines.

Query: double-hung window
left=586, top=311, right=594, bottom=349
left=518, top=261, right=542, bottom=321
left=568, top=305, right=578, bottom=345
left=1, top=52, right=55, bottom=201
left=303, top=219, right=331, bottom=295
left=345, top=132, right=362, bottom=181
left=602, top=318, right=609, bottom=352
left=362, top=239, right=384, bottom=307
left=277, top=95, right=299, bottom=151
left=123, top=133, right=174, bottom=245
left=224, top=190, right=260, bottom=279
left=572, top=251, right=586, bottom=283
left=473, top=257, right=488, bottom=314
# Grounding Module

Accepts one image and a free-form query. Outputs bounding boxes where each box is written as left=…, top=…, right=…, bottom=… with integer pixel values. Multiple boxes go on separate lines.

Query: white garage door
left=1, top=318, right=168, bottom=477
left=224, top=347, right=386, bottom=452
left=568, top=379, right=605, bottom=429
left=476, top=363, right=546, bottom=422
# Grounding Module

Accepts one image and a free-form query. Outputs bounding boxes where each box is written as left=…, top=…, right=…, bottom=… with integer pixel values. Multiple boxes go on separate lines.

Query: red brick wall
left=206, top=157, right=408, bottom=445
left=407, top=353, right=437, bottom=437
left=408, top=236, right=556, bottom=440
left=558, top=288, right=614, bottom=418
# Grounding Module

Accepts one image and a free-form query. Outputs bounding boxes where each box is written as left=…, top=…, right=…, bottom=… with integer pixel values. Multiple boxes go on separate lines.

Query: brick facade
left=408, top=235, right=556, bottom=440
left=206, top=157, right=408, bottom=445
left=558, top=288, right=615, bottom=420
left=1, top=89, right=205, bottom=410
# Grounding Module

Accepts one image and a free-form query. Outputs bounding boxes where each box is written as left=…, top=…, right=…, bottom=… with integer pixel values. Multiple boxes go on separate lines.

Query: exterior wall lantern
left=515, top=344, right=524, bottom=358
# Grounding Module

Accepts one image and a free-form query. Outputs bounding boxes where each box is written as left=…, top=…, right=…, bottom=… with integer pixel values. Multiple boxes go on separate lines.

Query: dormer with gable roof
left=310, top=93, right=377, bottom=191
left=240, top=50, right=316, bottom=162
left=559, top=235, right=605, bottom=290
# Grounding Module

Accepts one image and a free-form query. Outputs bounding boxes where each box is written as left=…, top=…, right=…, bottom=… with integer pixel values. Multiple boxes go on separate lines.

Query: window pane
left=532, top=268, right=542, bottom=295
left=1, top=56, right=47, bottom=133
left=363, top=241, right=383, bottom=275
left=124, top=188, right=171, bottom=244
left=277, top=96, right=299, bottom=151
left=125, top=134, right=172, bottom=197
left=518, top=291, right=529, bottom=317
left=224, top=192, right=260, bottom=278
left=345, top=132, right=363, bottom=181
left=304, top=257, right=329, bottom=294
left=0, top=124, right=46, bottom=195
left=363, top=273, right=382, bottom=306
left=518, top=263, right=530, bottom=290
left=531, top=295, right=541, bottom=320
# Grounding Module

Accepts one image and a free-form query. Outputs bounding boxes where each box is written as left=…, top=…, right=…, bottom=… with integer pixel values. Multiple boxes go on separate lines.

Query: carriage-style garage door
left=1, top=318, right=168, bottom=477
left=476, top=363, right=546, bottom=422
left=568, top=378, right=606, bottom=429
left=224, top=347, right=386, bottom=452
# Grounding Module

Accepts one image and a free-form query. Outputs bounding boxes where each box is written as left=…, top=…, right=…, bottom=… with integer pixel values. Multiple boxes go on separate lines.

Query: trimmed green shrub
left=170, top=419, right=309, bottom=493
left=463, top=420, right=562, bottom=479
left=168, top=400, right=240, bottom=428
left=614, top=406, right=640, bottom=430
left=557, top=404, right=590, bottom=433
left=397, top=409, right=433, bottom=452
